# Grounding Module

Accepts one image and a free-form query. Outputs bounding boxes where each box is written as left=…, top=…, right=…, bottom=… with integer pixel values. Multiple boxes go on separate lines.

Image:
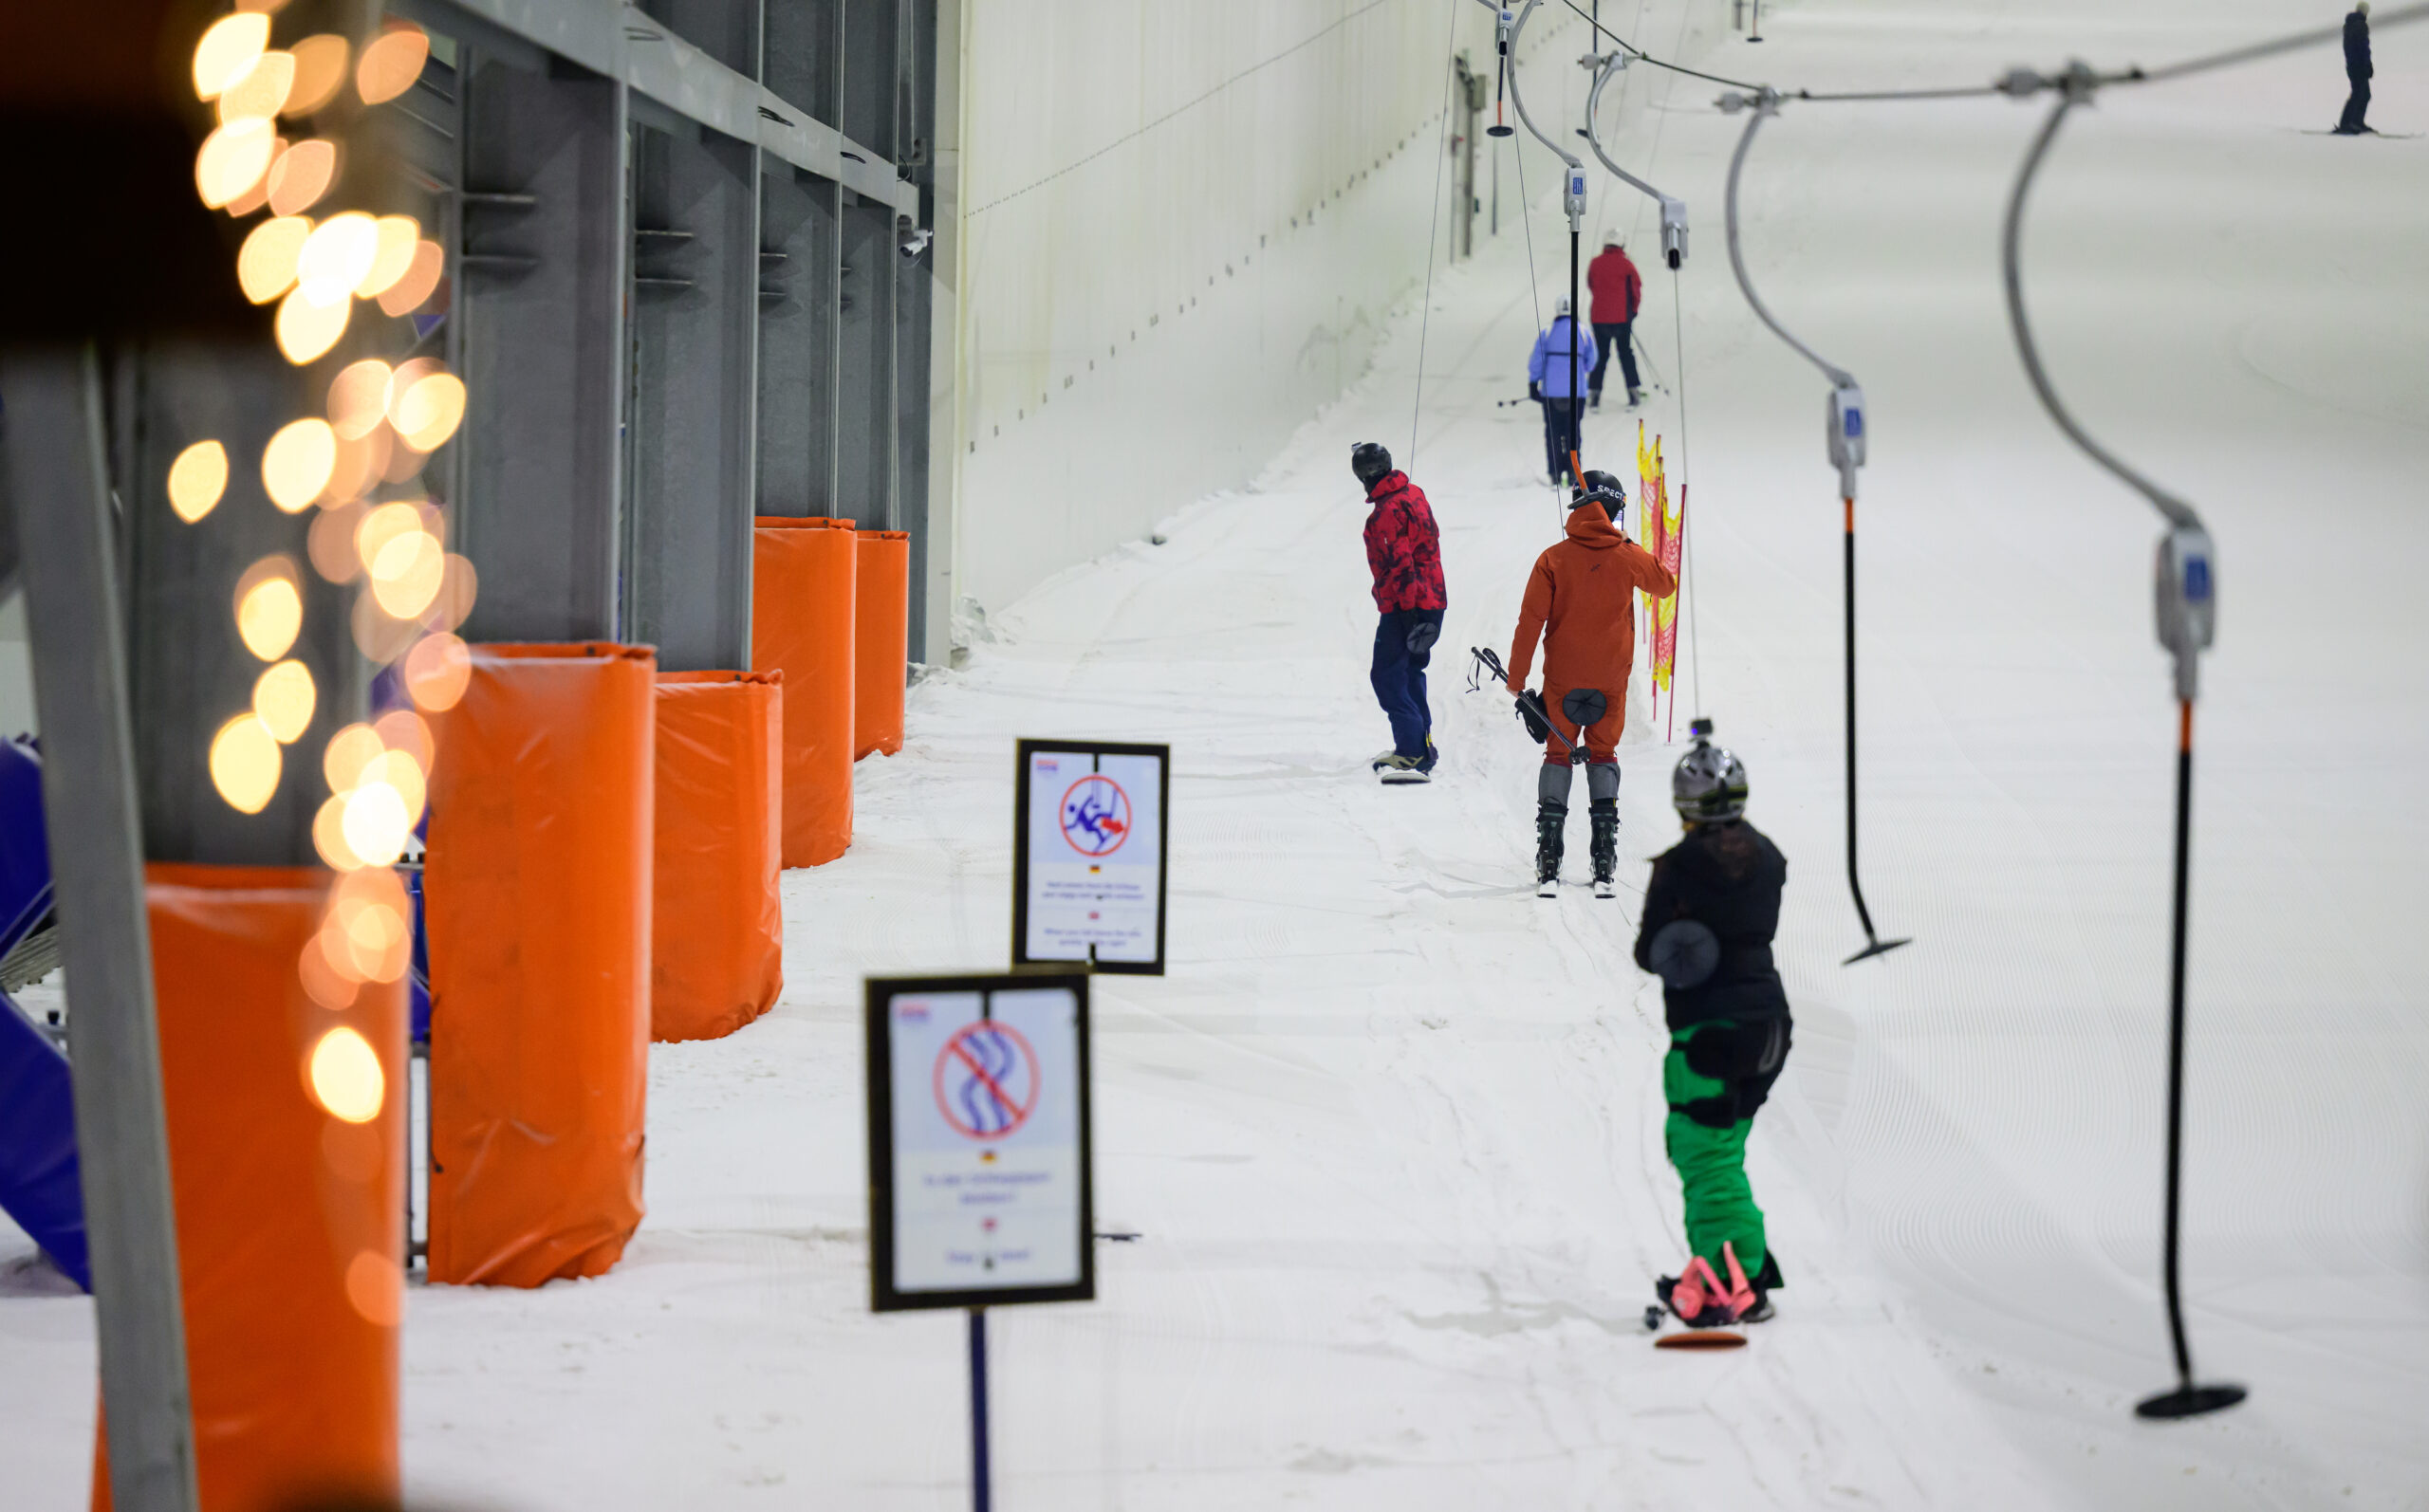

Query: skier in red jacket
left=1354, top=442, right=1446, bottom=784
left=1586, top=235, right=1644, bottom=411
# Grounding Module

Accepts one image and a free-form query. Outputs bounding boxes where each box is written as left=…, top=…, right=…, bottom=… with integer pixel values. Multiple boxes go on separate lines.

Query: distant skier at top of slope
left=1637, top=724, right=1791, bottom=1330
left=1354, top=442, right=1446, bottom=785
left=1528, top=298, right=1597, bottom=486
left=1504, top=472, right=1675, bottom=897
left=2336, top=1, right=2375, bottom=135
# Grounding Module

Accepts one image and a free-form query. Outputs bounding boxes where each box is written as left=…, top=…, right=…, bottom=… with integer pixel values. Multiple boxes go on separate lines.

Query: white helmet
left=1672, top=719, right=1748, bottom=822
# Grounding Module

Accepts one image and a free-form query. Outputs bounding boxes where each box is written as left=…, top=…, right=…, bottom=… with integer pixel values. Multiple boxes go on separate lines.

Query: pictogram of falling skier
left=1059, top=775, right=1131, bottom=857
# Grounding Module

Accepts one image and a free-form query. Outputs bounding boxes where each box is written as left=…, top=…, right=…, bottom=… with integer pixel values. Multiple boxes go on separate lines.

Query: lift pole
left=1503, top=0, right=1590, bottom=486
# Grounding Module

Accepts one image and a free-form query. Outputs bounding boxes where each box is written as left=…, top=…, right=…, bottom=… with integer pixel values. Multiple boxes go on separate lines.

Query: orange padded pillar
left=751, top=517, right=856, bottom=866
left=424, top=643, right=654, bottom=1286
left=854, top=529, right=909, bottom=759
left=95, top=865, right=407, bottom=1512
left=652, top=671, right=785, bottom=1042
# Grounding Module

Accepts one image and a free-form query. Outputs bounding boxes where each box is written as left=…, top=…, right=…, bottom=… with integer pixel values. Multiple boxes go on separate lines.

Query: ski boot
left=1627, top=387, right=1645, bottom=409
left=1378, top=753, right=1430, bottom=785
left=1589, top=799, right=1619, bottom=899
left=1534, top=800, right=1566, bottom=897
left=1658, top=1243, right=1777, bottom=1328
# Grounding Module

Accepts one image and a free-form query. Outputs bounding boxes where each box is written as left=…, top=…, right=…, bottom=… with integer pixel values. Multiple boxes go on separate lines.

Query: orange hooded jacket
left=1506, top=504, right=1678, bottom=731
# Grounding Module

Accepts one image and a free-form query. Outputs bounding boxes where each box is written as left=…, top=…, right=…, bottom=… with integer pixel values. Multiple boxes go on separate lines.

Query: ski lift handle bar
left=1585, top=55, right=1689, bottom=262
left=1722, top=92, right=1854, bottom=391
left=1502, top=0, right=1584, bottom=172
left=2000, top=83, right=2198, bottom=534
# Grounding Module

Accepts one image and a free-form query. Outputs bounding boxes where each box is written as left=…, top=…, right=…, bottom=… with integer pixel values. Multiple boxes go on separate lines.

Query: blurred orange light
left=340, top=782, right=411, bottom=867
left=263, top=418, right=338, bottom=512
left=208, top=715, right=282, bottom=814
left=285, top=34, right=349, bottom=114
left=233, top=558, right=304, bottom=661
left=308, top=1026, right=385, bottom=1122
left=324, top=722, right=383, bottom=794
left=344, top=1250, right=402, bottom=1327
left=193, top=13, right=271, bottom=101
left=375, top=240, right=444, bottom=318
left=358, top=216, right=421, bottom=297
left=217, top=50, right=295, bottom=123
left=297, top=212, right=379, bottom=304
left=373, top=709, right=435, bottom=770
left=275, top=286, right=350, bottom=365
left=426, top=553, right=478, bottom=632
left=350, top=592, right=420, bottom=665
left=167, top=440, right=229, bottom=523
left=298, top=928, right=359, bottom=1006
left=369, top=530, right=444, bottom=621
left=195, top=118, right=276, bottom=209
left=266, top=138, right=337, bottom=217
left=326, top=359, right=393, bottom=441
left=392, top=373, right=466, bottom=452
left=403, top=633, right=472, bottom=711
left=312, top=793, right=363, bottom=872
left=235, top=215, right=311, bottom=304
left=356, top=25, right=432, bottom=106
left=362, top=747, right=427, bottom=829
left=252, top=659, right=318, bottom=744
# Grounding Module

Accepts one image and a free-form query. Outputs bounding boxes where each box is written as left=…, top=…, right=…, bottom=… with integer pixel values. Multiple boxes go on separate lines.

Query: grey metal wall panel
left=638, top=0, right=764, bottom=78
left=765, top=0, right=844, bottom=128
left=629, top=127, right=763, bottom=671
left=843, top=0, right=899, bottom=158
left=118, top=346, right=359, bottom=863
left=456, top=57, right=630, bottom=644
left=836, top=198, right=897, bottom=529
left=756, top=169, right=841, bottom=518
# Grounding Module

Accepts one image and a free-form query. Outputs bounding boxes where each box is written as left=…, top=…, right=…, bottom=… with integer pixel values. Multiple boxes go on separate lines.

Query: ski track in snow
left=6, top=4, right=2428, bottom=1508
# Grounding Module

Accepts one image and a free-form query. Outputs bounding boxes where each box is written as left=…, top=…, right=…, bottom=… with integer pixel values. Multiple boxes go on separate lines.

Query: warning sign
left=1012, top=740, right=1168, bottom=975
left=866, top=972, right=1094, bottom=1312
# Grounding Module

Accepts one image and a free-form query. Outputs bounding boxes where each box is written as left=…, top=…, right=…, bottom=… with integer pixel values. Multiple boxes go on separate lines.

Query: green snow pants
left=1662, top=1017, right=1790, bottom=1275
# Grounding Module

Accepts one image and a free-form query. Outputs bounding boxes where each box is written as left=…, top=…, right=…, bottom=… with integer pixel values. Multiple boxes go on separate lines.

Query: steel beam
left=117, top=347, right=355, bottom=862
left=756, top=168, right=842, bottom=518
left=456, top=54, right=631, bottom=643
left=897, top=0, right=938, bottom=662
left=836, top=197, right=898, bottom=529
left=0, top=347, right=199, bottom=1512
left=628, top=124, right=763, bottom=670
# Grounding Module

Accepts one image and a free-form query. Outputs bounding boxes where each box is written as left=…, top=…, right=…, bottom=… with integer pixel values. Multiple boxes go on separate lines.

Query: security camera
left=899, top=226, right=934, bottom=261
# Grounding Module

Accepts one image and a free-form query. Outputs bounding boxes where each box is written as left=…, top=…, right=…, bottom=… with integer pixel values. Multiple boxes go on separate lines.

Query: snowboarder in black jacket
left=2337, top=2, right=2374, bottom=135
left=1634, top=721, right=1790, bottom=1328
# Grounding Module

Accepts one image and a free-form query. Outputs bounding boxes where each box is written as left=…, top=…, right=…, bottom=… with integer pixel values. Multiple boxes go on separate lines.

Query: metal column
left=757, top=169, right=844, bottom=518
left=0, top=348, right=200, bottom=1512
left=455, top=53, right=631, bottom=643
left=897, top=0, right=938, bottom=661
left=627, top=122, right=763, bottom=670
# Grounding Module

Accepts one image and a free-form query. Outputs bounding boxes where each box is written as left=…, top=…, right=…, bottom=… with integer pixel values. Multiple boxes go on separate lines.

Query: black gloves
left=1529, top=380, right=1542, bottom=401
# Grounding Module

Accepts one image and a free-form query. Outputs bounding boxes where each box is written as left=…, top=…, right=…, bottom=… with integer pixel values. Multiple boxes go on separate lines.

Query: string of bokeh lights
left=177, top=1, right=483, bottom=1159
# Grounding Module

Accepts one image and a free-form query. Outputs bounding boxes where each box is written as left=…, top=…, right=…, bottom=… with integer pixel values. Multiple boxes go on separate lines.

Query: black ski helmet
left=1672, top=719, right=1749, bottom=822
left=1351, top=442, right=1393, bottom=490
left=1570, top=469, right=1627, bottom=523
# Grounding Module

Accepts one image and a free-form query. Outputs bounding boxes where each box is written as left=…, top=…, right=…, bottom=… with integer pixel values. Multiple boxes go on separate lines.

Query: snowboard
left=1655, top=1330, right=1747, bottom=1351
left=2299, top=128, right=2422, bottom=138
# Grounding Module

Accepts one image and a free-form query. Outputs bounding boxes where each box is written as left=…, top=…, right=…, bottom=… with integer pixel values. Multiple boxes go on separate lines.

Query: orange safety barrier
left=751, top=517, right=856, bottom=867
left=424, top=643, right=654, bottom=1286
left=855, top=529, right=909, bottom=760
left=653, top=670, right=785, bottom=1042
left=95, top=865, right=406, bottom=1512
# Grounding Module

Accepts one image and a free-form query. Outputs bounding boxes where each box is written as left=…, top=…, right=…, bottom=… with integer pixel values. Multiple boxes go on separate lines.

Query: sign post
left=1011, top=740, right=1170, bottom=975
left=866, top=971, right=1094, bottom=1509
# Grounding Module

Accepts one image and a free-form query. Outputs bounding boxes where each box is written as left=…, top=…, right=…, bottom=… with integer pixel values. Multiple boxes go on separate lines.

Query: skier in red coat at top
left=1353, top=441, right=1446, bottom=784
left=1587, top=235, right=1644, bottom=411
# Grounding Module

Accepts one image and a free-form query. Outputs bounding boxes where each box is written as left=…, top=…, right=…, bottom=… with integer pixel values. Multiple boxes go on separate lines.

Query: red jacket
left=1587, top=248, right=1642, bottom=324
left=1363, top=471, right=1447, bottom=613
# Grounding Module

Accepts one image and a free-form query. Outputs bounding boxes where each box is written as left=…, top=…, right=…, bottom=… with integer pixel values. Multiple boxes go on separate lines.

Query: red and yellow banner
left=1636, top=422, right=1684, bottom=702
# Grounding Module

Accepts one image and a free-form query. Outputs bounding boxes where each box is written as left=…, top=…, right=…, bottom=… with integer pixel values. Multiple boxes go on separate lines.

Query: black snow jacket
left=2346, top=11, right=2371, bottom=79
left=1633, top=820, right=1791, bottom=1032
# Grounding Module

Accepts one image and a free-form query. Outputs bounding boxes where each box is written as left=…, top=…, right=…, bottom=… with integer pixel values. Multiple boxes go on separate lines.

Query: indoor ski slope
left=9, top=3, right=2429, bottom=1507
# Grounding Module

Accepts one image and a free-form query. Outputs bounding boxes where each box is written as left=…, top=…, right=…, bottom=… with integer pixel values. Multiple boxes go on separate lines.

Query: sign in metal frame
left=865, top=971, right=1095, bottom=1314
left=1011, top=739, right=1170, bottom=976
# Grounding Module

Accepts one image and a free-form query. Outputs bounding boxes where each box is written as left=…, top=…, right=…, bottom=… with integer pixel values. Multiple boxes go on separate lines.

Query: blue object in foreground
left=0, top=738, right=87, bottom=1289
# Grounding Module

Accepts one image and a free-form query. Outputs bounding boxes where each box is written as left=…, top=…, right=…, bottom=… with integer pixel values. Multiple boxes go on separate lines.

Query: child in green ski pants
left=1635, top=721, right=1792, bottom=1327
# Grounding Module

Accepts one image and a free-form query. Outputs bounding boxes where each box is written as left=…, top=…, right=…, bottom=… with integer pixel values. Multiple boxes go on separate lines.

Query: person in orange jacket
left=1506, top=470, right=1678, bottom=896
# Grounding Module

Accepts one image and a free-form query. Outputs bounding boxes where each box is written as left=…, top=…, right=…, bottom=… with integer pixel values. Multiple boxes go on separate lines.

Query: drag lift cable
left=1582, top=51, right=1702, bottom=720
left=2000, top=64, right=2242, bottom=1424
left=1502, top=0, right=1593, bottom=497
left=1720, top=87, right=1908, bottom=966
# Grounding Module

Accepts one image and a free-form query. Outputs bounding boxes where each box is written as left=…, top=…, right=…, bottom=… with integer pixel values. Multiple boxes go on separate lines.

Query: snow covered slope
left=6, top=2, right=2425, bottom=1506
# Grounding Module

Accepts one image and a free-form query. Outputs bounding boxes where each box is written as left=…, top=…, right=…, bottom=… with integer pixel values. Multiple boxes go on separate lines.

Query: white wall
left=946, top=0, right=1591, bottom=622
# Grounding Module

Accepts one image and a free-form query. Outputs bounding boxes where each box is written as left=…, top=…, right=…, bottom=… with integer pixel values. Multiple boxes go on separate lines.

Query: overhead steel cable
left=1410, top=0, right=1464, bottom=465
left=1550, top=0, right=2429, bottom=109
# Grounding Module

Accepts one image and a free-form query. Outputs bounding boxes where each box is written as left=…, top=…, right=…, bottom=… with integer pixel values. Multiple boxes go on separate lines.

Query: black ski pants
left=1589, top=321, right=1641, bottom=397
left=1540, top=398, right=1583, bottom=484
left=2340, top=72, right=2371, bottom=132
left=1371, top=608, right=1443, bottom=759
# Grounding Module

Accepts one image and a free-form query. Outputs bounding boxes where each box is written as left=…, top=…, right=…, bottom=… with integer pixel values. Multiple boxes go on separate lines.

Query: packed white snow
left=6, top=3, right=2426, bottom=1507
